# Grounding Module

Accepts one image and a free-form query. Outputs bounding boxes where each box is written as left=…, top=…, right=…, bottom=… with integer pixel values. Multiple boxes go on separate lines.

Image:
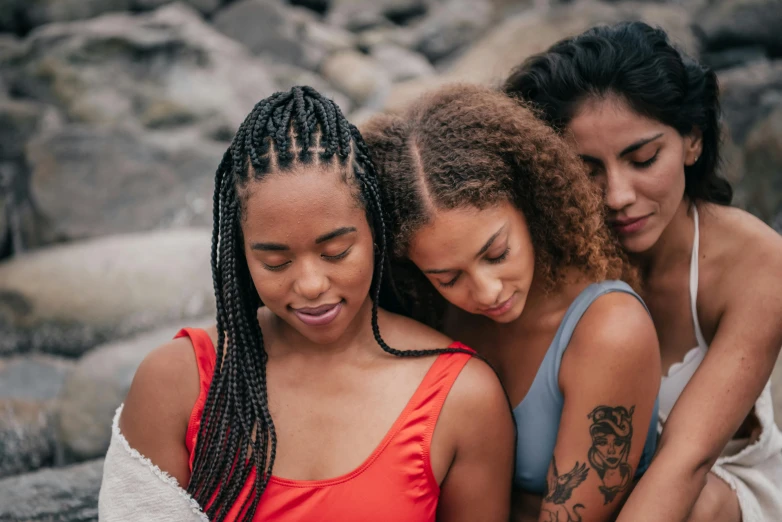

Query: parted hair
left=363, top=84, right=629, bottom=326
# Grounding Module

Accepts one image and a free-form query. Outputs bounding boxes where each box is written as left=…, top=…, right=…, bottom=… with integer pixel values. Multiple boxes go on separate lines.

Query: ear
left=683, top=126, right=703, bottom=166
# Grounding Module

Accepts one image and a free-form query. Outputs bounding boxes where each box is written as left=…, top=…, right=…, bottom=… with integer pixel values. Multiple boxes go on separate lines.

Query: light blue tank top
left=513, top=280, right=659, bottom=493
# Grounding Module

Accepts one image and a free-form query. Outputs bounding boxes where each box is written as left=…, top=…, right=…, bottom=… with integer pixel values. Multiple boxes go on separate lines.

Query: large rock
left=0, top=0, right=225, bottom=33
left=3, top=3, right=277, bottom=132
left=0, top=228, right=215, bottom=356
left=696, top=0, right=782, bottom=59
left=56, top=317, right=212, bottom=462
left=25, top=124, right=221, bottom=243
left=741, top=107, right=782, bottom=225
left=0, top=355, right=74, bottom=400
left=383, top=0, right=697, bottom=111
left=213, top=0, right=353, bottom=71
left=411, top=0, right=495, bottom=64
left=328, top=0, right=428, bottom=31
left=370, top=43, right=435, bottom=82
left=322, top=49, right=391, bottom=108
left=0, top=399, right=56, bottom=478
left=0, top=458, right=103, bottom=521
left=0, top=99, right=45, bottom=161
left=719, top=59, right=782, bottom=144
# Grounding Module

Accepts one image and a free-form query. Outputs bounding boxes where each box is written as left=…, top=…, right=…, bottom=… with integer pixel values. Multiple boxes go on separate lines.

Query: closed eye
left=438, top=273, right=460, bottom=289
left=633, top=151, right=659, bottom=168
left=486, top=247, right=509, bottom=264
left=323, top=247, right=351, bottom=261
left=263, top=261, right=290, bottom=271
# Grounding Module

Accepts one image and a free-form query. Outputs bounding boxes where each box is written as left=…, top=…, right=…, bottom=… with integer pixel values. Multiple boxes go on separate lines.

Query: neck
left=631, top=199, right=694, bottom=278
left=270, top=296, right=379, bottom=359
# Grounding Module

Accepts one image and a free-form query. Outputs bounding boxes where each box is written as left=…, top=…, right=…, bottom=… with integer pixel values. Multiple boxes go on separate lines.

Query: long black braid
left=188, top=86, right=473, bottom=520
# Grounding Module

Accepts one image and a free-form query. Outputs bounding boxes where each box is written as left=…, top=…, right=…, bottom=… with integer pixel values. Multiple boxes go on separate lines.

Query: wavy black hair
left=504, top=21, right=732, bottom=205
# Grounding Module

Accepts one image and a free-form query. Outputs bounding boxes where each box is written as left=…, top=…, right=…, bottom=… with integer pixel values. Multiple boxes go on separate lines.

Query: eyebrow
left=579, top=133, right=664, bottom=165
left=315, top=226, right=357, bottom=244
left=250, top=226, right=357, bottom=252
left=422, top=226, right=505, bottom=274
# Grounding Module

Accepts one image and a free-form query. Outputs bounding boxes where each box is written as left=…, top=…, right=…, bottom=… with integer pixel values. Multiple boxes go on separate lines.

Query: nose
left=607, top=443, right=616, bottom=455
left=604, top=166, right=636, bottom=212
left=292, top=258, right=330, bottom=301
left=470, top=269, right=503, bottom=308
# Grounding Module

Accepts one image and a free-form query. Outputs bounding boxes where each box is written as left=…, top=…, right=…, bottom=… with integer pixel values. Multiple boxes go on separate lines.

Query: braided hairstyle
left=188, top=86, right=471, bottom=520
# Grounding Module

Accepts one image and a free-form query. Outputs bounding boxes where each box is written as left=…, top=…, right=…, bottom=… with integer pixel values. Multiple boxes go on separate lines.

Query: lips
left=479, top=293, right=516, bottom=317
left=291, top=301, right=343, bottom=327
left=610, top=214, right=650, bottom=235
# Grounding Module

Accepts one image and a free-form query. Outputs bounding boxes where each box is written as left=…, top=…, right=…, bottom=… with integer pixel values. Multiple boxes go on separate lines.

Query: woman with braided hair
left=363, top=84, right=661, bottom=522
left=104, top=86, right=514, bottom=521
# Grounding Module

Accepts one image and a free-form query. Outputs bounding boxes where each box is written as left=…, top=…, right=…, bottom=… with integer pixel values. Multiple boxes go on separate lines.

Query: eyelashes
left=437, top=246, right=511, bottom=288
left=633, top=151, right=659, bottom=169
left=262, top=247, right=352, bottom=271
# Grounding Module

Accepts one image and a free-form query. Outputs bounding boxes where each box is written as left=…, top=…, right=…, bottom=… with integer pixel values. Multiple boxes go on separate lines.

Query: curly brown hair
left=363, top=84, right=630, bottom=324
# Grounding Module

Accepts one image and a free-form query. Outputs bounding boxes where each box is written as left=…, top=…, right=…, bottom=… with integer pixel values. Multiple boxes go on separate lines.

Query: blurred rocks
left=696, top=0, right=782, bottom=59
left=719, top=59, right=782, bottom=144
left=0, top=228, right=215, bottom=356
left=322, top=49, right=391, bottom=107
left=26, top=124, right=220, bottom=243
left=0, top=355, right=73, bottom=400
left=741, top=107, right=782, bottom=225
left=3, top=4, right=276, bottom=131
left=56, top=318, right=211, bottom=462
left=0, top=458, right=103, bottom=521
left=0, top=399, right=56, bottom=477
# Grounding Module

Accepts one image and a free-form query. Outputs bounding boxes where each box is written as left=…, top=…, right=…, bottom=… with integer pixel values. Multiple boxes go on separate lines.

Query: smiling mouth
left=291, top=301, right=344, bottom=327
left=479, top=293, right=516, bottom=317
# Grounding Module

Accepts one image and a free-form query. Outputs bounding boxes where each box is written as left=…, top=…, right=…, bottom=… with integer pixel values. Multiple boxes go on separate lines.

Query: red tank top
left=176, top=327, right=474, bottom=521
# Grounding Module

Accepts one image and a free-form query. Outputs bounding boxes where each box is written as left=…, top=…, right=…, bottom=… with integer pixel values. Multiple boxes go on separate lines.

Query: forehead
left=409, top=202, right=513, bottom=263
left=568, top=95, right=668, bottom=146
left=241, top=166, right=365, bottom=239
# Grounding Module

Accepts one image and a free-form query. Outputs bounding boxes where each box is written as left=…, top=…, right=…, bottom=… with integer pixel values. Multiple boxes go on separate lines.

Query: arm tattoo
left=541, top=456, right=588, bottom=522
left=587, top=405, right=636, bottom=504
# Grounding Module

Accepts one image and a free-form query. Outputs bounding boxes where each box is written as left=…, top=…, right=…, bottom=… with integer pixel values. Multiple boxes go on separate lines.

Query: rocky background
left=0, top=0, right=781, bottom=518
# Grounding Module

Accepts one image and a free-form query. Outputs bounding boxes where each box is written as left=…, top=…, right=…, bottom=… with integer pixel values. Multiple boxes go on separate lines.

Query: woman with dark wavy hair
left=506, top=20, right=782, bottom=522
left=364, top=84, right=661, bottom=522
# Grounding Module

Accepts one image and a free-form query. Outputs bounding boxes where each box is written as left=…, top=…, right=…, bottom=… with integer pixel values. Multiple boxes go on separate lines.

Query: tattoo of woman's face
left=587, top=405, right=635, bottom=504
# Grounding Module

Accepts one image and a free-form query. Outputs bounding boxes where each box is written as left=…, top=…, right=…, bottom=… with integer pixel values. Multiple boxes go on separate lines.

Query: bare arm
left=436, top=358, right=516, bottom=522
left=118, top=337, right=201, bottom=488
left=616, top=241, right=782, bottom=522
left=539, top=292, right=661, bottom=522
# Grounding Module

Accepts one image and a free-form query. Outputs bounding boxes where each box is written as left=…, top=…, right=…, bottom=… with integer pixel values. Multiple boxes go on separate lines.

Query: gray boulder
left=321, top=50, right=391, bottom=107
left=412, top=0, right=495, bottom=64
left=370, top=43, right=435, bottom=82
left=0, top=399, right=56, bottom=478
left=25, top=124, right=221, bottom=244
left=696, top=0, right=782, bottom=58
left=719, top=59, right=782, bottom=144
left=3, top=3, right=277, bottom=132
left=328, top=0, right=428, bottom=31
left=0, top=355, right=74, bottom=400
left=0, top=228, right=215, bottom=356
left=741, top=106, right=782, bottom=225
left=56, top=317, right=212, bottom=462
left=0, top=458, right=103, bottom=521
left=213, top=0, right=352, bottom=71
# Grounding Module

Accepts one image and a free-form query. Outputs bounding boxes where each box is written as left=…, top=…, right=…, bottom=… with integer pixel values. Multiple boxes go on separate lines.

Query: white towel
left=98, top=404, right=209, bottom=521
left=710, top=382, right=782, bottom=522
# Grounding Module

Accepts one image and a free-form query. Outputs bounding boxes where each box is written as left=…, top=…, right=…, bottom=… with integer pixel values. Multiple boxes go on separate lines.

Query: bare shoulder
left=118, top=332, right=205, bottom=485
left=446, top=357, right=509, bottom=415
left=565, top=290, right=659, bottom=372
left=377, top=308, right=455, bottom=351
left=703, top=204, right=782, bottom=277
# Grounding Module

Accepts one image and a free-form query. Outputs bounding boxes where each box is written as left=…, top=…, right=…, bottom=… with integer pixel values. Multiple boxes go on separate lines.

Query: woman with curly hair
left=506, top=21, right=782, bottom=522
left=102, top=86, right=515, bottom=521
left=363, top=84, right=661, bottom=522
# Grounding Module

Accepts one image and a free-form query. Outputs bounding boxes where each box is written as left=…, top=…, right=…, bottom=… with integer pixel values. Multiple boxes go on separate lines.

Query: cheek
left=637, top=157, right=686, bottom=205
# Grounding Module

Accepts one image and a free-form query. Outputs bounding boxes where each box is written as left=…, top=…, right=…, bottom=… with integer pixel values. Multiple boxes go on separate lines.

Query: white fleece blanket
left=98, top=404, right=209, bottom=521
left=659, top=381, right=782, bottom=522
